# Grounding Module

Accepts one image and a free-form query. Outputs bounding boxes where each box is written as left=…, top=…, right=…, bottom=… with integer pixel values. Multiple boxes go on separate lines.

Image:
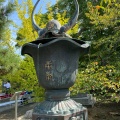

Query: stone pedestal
left=32, top=108, right=88, bottom=120
left=72, top=93, right=96, bottom=107
left=32, top=90, right=88, bottom=120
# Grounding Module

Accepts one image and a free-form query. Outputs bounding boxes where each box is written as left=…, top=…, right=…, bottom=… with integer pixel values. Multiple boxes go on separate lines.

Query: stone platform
left=71, top=94, right=96, bottom=107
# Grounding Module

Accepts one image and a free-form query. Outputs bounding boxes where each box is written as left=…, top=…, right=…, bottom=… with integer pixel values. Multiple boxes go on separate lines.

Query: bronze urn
left=21, top=0, right=90, bottom=119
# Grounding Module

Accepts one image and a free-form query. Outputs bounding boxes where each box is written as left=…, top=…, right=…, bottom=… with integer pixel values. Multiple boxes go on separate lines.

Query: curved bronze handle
left=32, top=0, right=79, bottom=37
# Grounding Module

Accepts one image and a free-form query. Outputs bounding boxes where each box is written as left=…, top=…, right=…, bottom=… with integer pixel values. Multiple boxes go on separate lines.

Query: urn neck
left=45, top=89, right=70, bottom=101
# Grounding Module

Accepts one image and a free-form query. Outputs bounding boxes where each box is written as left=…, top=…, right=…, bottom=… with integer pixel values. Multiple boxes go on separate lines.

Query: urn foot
left=32, top=99, right=88, bottom=120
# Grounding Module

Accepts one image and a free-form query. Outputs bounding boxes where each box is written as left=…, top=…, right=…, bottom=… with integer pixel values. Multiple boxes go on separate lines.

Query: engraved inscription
left=45, top=61, right=52, bottom=70
left=46, top=72, right=53, bottom=80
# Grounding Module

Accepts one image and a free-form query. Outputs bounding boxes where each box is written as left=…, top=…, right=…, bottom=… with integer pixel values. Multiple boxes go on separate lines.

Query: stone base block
left=71, top=94, right=96, bottom=107
left=32, top=107, right=88, bottom=120
left=32, top=98, right=88, bottom=120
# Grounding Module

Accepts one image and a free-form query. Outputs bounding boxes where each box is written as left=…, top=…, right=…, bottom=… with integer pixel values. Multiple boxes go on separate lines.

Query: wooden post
left=10, top=91, right=22, bottom=120
left=15, top=95, right=18, bottom=120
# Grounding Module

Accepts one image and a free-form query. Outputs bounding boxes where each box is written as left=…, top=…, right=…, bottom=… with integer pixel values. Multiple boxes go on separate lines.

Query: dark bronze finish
left=31, top=0, right=79, bottom=38
left=22, top=38, right=90, bottom=120
left=22, top=0, right=90, bottom=119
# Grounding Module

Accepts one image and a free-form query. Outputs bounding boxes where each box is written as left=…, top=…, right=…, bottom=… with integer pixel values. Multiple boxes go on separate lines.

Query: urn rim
left=27, top=37, right=90, bottom=49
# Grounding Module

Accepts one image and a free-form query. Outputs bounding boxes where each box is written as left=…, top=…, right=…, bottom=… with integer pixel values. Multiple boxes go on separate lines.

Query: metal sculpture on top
left=31, top=0, right=79, bottom=38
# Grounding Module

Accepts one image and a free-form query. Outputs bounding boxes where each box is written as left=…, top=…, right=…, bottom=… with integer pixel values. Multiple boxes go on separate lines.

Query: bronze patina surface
left=21, top=0, right=90, bottom=119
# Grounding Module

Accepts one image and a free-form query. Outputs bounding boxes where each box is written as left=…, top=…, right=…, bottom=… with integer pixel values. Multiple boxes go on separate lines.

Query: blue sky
left=10, top=0, right=56, bottom=26
left=3, top=0, right=57, bottom=27
left=7, top=0, right=56, bottom=54
left=18, top=0, right=57, bottom=13
left=8, top=0, right=57, bottom=36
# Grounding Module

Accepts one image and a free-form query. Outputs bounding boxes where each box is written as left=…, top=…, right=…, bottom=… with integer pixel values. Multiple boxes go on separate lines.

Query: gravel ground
left=0, top=102, right=120, bottom=120
left=0, top=103, right=37, bottom=120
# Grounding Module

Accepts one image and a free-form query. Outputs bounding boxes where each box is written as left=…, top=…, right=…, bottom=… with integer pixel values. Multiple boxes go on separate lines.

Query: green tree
left=0, top=1, right=20, bottom=76
left=50, top=0, right=120, bottom=102
left=6, top=56, right=45, bottom=101
left=0, top=1, right=21, bottom=92
left=72, top=0, right=120, bottom=102
left=0, top=0, right=14, bottom=40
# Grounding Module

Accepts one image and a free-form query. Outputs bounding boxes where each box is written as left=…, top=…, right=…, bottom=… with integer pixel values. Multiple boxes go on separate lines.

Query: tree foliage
left=71, top=0, right=120, bottom=102
left=71, top=62, right=120, bottom=102
left=6, top=56, right=45, bottom=101
left=0, top=1, right=20, bottom=78
left=51, top=0, right=120, bottom=102
left=0, top=0, right=15, bottom=40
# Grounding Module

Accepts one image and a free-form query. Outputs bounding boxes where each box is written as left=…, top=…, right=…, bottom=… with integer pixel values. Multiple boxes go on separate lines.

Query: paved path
left=0, top=103, right=36, bottom=120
